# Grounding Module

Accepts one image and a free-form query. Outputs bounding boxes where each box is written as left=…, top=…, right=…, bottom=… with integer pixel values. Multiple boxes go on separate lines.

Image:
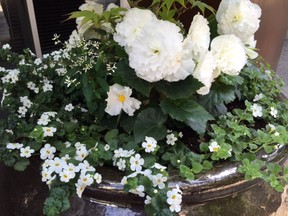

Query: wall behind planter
left=253, top=0, right=288, bottom=70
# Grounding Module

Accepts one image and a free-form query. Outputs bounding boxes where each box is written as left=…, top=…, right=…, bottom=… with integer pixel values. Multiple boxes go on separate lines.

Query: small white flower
left=49, top=157, right=67, bottom=174
left=94, top=173, right=102, bottom=184
left=270, top=107, right=278, bottom=118
left=268, top=123, right=276, bottom=133
left=59, top=170, right=73, bottom=182
left=251, top=103, right=263, bottom=117
left=40, top=143, right=56, bottom=160
left=78, top=174, right=94, bottom=186
left=152, top=163, right=167, bottom=170
left=121, top=176, right=128, bottom=185
left=75, top=146, right=89, bottom=161
left=144, top=195, right=151, bottom=205
left=64, top=141, right=72, bottom=148
left=105, top=84, right=141, bottom=116
left=6, top=142, right=23, bottom=150
left=18, top=106, right=28, bottom=117
left=43, top=127, right=57, bottom=137
left=152, top=173, right=167, bottom=189
left=75, top=183, right=86, bottom=198
left=129, top=185, right=145, bottom=197
left=78, top=160, right=96, bottom=174
left=116, top=158, right=126, bottom=171
left=43, top=83, right=53, bottom=92
left=37, top=114, right=50, bottom=126
left=5, top=129, right=13, bottom=135
left=41, top=168, right=53, bottom=182
left=253, top=93, right=264, bottom=102
left=20, top=146, right=35, bottom=158
left=209, top=141, right=220, bottom=152
left=274, top=132, right=280, bottom=136
left=130, top=154, right=144, bottom=172
left=167, top=186, right=182, bottom=213
left=65, top=103, right=74, bottom=111
left=2, top=44, right=11, bottom=49
left=166, top=133, right=178, bottom=145
left=142, top=136, right=157, bottom=153
left=104, top=144, right=110, bottom=151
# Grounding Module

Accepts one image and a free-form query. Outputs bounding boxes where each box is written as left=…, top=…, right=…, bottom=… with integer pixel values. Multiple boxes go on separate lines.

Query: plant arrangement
left=0, top=0, right=288, bottom=215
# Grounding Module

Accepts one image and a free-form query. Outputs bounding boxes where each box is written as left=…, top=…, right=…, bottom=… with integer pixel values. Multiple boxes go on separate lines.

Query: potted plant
left=0, top=0, right=288, bottom=215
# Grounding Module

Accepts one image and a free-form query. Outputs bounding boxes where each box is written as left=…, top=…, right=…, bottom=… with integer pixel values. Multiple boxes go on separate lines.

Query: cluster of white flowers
left=113, top=148, right=135, bottom=171
left=17, top=96, right=32, bottom=118
left=2, top=44, right=11, bottom=50
left=42, top=77, right=53, bottom=92
left=27, top=81, right=39, bottom=93
left=1, top=69, right=20, bottom=84
left=105, top=84, right=141, bottom=116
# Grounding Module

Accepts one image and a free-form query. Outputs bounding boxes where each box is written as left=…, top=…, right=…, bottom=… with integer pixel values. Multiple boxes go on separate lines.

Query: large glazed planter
left=73, top=145, right=288, bottom=215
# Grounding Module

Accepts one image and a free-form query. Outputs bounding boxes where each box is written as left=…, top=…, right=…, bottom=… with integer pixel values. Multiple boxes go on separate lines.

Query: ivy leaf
left=155, top=76, right=202, bottom=99
left=14, top=158, right=30, bottom=171
left=133, top=108, right=167, bottom=143
left=116, top=62, right=152, bottom=97
left=160, top=98, right=214, bottom=134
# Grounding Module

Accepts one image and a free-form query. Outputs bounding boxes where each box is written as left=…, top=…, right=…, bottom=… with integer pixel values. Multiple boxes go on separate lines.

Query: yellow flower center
left=172, top=195, right=177, bottom=200
left=213, top=147, right=219, bottom=152
left=118, top=94, right=126, bottom=103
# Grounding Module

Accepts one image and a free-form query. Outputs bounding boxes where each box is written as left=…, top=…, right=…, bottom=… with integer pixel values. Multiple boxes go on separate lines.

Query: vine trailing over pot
left=0, top=0, right=288, bottom=215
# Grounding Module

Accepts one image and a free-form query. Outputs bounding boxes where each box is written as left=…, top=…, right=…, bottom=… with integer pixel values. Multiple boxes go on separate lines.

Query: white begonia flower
left=130, top=153, right=144, bottom=172
left=209, top=141, right=220, bottom=152
left=43, top=83, right=53, bottom=92
left=105, top=84, right=141, bottom=116
left=116, top=158, right=126, bottom=171
left=152, top=173, right=168, bottom=189
left=253, top=93, right=264, bottom=102
left=270, top=107, right=278, bottom=118
left=251, top=103, right=263, bottom=117
left=210, top=34, right=247, bottom=76
left=142, top=136, right=157, bottom=153
left=193, top=51, right=217, bottom=95
left=216, top=0, right=261, bottom=43
left=2, top=44, right=11, bottom=49
left=64, top=103, right=74, bottom=111
left=183, top=14, right=210, bottom=61
left=6, top=142, right=23, bottom=150
left=94, top=173, right=102, bottom=184
left=43, top=127, right=57, bottom=137
left=129, top=185, right=145, bottom=197
left=114, top=8, right=157, bottom=47
left=40, top=143, right=56, bottom=160
left=20, top=146, right=35, bottom=158
left=245, top=35, right=259, bottom=59
left=166, top=133, right=177, bottom=145
left=167, top=186, right=182, bottom=213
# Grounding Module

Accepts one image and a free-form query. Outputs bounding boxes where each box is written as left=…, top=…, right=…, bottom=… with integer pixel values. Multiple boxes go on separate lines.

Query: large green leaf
left=155, top=76, right=202, bottom=100
left=160, top=98, right=214, bottom=134
left=199, top=82, right=236, bottom=113
left=133, top=108, right=167, bottom=143
left=116, top=62, right=152, bottom=97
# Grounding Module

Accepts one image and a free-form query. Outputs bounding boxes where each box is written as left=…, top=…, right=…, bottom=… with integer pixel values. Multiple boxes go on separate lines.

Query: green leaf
left=179, top=165, right=195, bottom=180
left=14, top=158, right=30, bottom=171
left=104, top=129, right=119, bottom=142
left=155, top=76, right=202, bottom=99
left=133, top=108, right=167, bottom=143
left=160, top=98, right=214, bottom=134
left=116, top=62, right=152, bottom=97
left=199, top=82, right=236, bottom=113
left=191, top=161, right=203, bottom=174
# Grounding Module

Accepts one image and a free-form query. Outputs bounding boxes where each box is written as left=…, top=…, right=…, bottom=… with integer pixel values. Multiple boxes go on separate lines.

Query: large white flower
left=216, top=0, right=261, bottom=43
left=114, top=8, right=157, bottom=47
left=211, top=34, right=247, bottom=76
left=183, top=14, right=210, bottom=61
left=193, top=51, right=216, bottom=95
left=105, top=84, right=141, bottom=116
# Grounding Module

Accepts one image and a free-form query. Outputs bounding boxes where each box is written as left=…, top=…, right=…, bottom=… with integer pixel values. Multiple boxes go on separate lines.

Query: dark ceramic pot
left=74, top=145, right=288, bottom=215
